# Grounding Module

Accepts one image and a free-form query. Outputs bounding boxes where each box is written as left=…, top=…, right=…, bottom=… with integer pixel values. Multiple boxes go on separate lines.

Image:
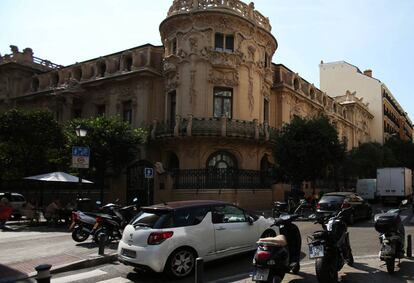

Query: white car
left=0, top=192, right=26, bottom=218
left=118, top=200, right=277, bottom=278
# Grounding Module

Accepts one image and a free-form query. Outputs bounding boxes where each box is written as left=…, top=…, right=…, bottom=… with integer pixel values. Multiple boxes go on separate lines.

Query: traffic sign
left=144, top=167, right=154, bottom=178
left=72, top=146, right=90, bottom=169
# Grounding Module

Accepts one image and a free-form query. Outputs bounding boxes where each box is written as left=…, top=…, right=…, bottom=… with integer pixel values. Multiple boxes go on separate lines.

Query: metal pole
left=147, top=178, right=150, bottom=205
left=407, top=234, right=412, bottom=258
left=195, top=257, right=203, bottom=283
left=98, top=232, right=105, bottom=256
left=35, top=264, right=52, bottom=283
left=78, top=169, right=82, bottom=197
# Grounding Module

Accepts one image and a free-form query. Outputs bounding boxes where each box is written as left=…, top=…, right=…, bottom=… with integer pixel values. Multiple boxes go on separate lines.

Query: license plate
left=69, top=222, right=75, bottom=230
left=252, top=268, right=269, bottom=281
left=309, top=244, right=324, bottom=258
left=121, top=248, right=136, bottom=258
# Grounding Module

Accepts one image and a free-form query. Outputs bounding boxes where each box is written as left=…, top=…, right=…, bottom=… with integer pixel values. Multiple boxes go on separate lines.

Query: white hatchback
left=118, top=200, right=276, bottom=278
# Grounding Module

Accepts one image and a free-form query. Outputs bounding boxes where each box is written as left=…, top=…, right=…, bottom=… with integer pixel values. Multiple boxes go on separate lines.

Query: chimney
left=364, top=69, right=372, bottom=77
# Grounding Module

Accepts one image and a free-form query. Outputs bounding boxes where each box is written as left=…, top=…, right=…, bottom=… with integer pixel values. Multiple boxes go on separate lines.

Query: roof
left=323, top=192, right=354, bottom=197
left=142, top=200, right=229, bottom=210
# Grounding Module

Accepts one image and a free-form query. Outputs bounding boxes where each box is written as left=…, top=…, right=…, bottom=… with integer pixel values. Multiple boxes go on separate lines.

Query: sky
left=1, top=0, right=413, bottom=121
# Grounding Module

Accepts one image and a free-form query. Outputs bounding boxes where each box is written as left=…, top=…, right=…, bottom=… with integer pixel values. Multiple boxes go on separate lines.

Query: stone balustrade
left=167, top=0, right=271, bottom=32
left=151, top=115, right=277, bottom=142
left=28, top=44, right=163, bottom=93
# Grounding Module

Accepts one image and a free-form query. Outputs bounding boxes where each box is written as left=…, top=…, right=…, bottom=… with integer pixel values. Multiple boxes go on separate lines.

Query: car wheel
left=165, top=248, right=196, bottom=278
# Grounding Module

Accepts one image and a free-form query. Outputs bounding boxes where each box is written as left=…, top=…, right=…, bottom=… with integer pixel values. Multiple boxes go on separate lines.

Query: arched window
left=207, top=151, right=237, bottom=169
left=293, top=78, right=300, bottom=90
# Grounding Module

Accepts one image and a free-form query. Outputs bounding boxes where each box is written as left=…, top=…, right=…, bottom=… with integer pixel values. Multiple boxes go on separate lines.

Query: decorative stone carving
left=208, top=69, right=239, bottom=87
left=248, top=71, right=254, bottom=115
left=208, top=51, right=242, bottom=68
left=189, top=70, right=196, bottom=105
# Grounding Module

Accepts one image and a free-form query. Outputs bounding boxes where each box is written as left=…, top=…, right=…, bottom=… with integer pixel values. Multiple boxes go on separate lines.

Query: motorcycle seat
left=257, top=235, right=287, bottom=247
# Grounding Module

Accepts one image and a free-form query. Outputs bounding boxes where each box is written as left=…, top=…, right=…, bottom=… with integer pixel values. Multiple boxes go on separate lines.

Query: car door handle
left=216, top=226, right=226, bottom=231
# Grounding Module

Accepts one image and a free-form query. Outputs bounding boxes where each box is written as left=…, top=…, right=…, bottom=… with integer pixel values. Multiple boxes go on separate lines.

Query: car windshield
left=130, top=209, right=173, bottom=229
left=319, top=195, right=345, bottom=203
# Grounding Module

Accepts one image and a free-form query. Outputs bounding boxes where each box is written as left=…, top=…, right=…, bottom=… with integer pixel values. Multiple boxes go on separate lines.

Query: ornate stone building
left=0, top=0, right=373, bottom=209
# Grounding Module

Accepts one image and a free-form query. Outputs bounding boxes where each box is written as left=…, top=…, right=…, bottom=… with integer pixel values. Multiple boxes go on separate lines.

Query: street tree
left=274, top=115, right=345, bottom=193
left=384, top=136, right=414, bottom=170
left=64, top=116, right=148, bottom=199
left=0, top=109, right=65, bottom=180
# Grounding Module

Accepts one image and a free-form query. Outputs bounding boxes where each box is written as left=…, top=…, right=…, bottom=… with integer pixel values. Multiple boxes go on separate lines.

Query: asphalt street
left=44, top=207, right=414, bottom=283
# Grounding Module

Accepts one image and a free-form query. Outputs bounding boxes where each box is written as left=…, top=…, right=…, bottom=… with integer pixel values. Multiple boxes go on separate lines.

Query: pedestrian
left=0, top=197, right=13, bottom=230
left=44, top=198, right=61, bottom=224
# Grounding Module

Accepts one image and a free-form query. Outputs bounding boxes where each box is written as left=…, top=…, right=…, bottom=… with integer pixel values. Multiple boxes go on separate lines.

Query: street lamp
left=75, top=125, right=88, bottom=199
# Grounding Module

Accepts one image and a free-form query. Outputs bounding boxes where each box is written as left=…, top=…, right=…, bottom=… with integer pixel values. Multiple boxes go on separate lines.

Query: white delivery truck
left=356, top=179, right=377, bottom=201
left=377, top=167, right=412, bottom=203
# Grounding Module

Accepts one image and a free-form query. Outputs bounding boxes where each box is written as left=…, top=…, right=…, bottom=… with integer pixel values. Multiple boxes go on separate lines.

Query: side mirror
left=247, top=216, right=254, bottom=225
left=401, top=199, right=408, bottom=206
left=96, top=201, right=102, bottom=206
left=133, top=197, right=138, bottom=203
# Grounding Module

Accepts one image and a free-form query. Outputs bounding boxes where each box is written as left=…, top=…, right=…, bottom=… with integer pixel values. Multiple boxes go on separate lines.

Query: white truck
left=356, top=179, right=377, bottom=201
left=377, top=167, right=412, bottom=203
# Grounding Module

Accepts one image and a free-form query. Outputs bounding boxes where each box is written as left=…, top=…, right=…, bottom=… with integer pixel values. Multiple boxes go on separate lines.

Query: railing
left=173, top=168, right=273, bottom=189
left=167, top=0, right=271, bottom=32
left=150, top=116, right=278, bottom=143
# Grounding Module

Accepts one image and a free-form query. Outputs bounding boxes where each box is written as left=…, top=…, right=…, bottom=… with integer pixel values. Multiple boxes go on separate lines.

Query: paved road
left=47, top=208, right=414, bottom=283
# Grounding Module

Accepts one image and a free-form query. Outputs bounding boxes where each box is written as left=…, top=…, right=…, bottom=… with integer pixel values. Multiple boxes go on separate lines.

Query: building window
left=213, top=88, right=232, bottom=118
left=123, top=101, right=132, bottom=124
left=264, top=52, right=270, bottom=68
left=264, top=99, right=269, bottom=123
left=171, top=38, right=177, bottom=55
left=215, top=33, right=234, bottom=52
left=96, top=104, right=105, bottom=117
left=168, top=91, right=176, bottom=129
left=73, top=108, right=82, bottom=119
left=207, top=151, right=237, bottom=169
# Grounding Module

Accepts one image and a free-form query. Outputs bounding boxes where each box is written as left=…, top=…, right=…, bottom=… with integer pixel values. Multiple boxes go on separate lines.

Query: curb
left=0, top=253, right=118, bottom=283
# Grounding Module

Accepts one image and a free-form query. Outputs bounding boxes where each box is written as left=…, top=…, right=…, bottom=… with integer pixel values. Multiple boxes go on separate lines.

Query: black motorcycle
left=374, top=199, right=408, bottom=274
left=92, top=198, right=139, bottom=243
left=70, top=201, right=120, bottom=242
left=308, top=208, right=354, bottom=283
left=252, top=214, right=301, bottom=283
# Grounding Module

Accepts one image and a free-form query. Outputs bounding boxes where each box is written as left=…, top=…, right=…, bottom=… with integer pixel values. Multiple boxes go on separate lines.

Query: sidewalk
left=220, top=256, right=414, bottom=283
left=0, top=223, right=117, bottom=283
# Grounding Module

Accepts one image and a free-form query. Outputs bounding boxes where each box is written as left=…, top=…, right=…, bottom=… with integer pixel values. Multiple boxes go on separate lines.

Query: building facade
left=1, top=0, right=375, bottom=209
left=320, top=61, right=413, bottom=143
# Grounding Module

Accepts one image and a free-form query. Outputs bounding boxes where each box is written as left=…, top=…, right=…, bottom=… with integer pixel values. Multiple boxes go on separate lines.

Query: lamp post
left=75, top=125, right=88, bottom=198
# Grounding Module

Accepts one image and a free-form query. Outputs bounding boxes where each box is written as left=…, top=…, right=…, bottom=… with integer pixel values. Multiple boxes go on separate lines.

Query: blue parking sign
left=144, top=167, right=154, bottom=178
left=72, top=146, right=90, bottom=168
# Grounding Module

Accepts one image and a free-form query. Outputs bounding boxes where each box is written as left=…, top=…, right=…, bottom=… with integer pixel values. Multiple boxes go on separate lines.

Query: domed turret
left=160, top=0, right=277, bottom=122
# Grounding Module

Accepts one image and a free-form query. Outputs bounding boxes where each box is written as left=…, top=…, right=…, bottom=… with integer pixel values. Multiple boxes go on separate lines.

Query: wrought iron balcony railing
left=172, top=168, right=273, bottom=190
left=150, top=116, right=277, bottom=143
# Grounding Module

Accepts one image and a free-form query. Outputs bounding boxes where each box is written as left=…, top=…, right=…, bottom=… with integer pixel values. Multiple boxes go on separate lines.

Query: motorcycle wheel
left=291, top=262, right=300, bottom=274
left=71, top=226, right=89, bottom=242
left=93, top=228, right=112, bottom=244
left=316, top=254, right=338, bottom=283
left=386, top=258, right=395, bottom=274
left=271, top=275, right=283, bottom=283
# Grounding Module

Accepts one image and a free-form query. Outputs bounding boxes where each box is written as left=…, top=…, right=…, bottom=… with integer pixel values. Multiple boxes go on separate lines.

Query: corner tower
left=160, top=0, right=277, bottom=122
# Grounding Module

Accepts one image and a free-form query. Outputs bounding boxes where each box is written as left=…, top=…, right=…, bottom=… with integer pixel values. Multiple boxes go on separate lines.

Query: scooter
left=374, top=199, right=408, bottom=274
left=92, top=198, right=139, bottom=243
left=252, top=214, right=301, bottom=283
left=308, top=207, right=354, bottom=283
left=70, top=201, right=120, bottom=242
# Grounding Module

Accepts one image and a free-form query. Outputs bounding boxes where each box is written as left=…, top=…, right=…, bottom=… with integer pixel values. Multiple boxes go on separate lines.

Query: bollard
left=195, top=257, right=203, bottom=283
left=98, top=232, right=106, bottom=256
left=407, top=234, right=412, bottom=258
left=35, top=264, right=51, bottom=283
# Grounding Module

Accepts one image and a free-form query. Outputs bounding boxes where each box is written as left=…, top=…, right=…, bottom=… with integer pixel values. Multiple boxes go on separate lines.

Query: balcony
left=150, top=116, right=277, bottom=143
left=167, top=0, right=271, bottom=32
left=172, top=168, right=273, bottom=190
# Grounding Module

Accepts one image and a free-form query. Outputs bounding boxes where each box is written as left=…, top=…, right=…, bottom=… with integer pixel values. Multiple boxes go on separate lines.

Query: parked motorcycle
left=70, top=201, right=120, bottom=242
left=92, top=198, right=139, bottom=244
left=374, top=199, right=408, bottom=274
left=308, top=207, right=354, bottom=283
left=252, top=214, right=302, bottom=283
left=294, top=199, right=316, bottom=220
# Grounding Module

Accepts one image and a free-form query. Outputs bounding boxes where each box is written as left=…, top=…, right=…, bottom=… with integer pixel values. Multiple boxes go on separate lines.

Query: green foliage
left=274, top=115, right=345, bottom=185
left=64, top=116, right=147, bottom=180
left=0, top=109, right=65, bottom=180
